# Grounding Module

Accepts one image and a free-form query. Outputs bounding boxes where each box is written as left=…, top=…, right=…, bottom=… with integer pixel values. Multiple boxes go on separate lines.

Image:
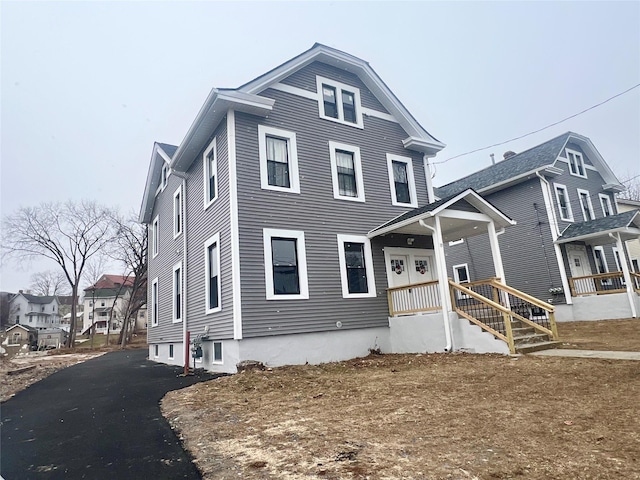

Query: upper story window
left=577, top=189, right=595, bottom=221
left=151, top=278, right=158, bottom=327
left=566, top=148, right=586, bottom=178
left=152, top=215, right=159, bottom=258
left=173, top=186, right=182, bottom=238
left=316, top=76, right=363, bottom=128
left=336, top=234, right=376, bottom=298
left=258, top=125, right=300, bottom=193
left=263, top=228, right=309, bottom=300
left=553, top=183, right=574, bottom=222
left=387, top=154, right=418, bottom=208
left=329, top=141, right=365, bottom=202
left=173, top=262, right=182, bottom=322
left=205, top=233, right=221, bottom=314
left=203, top=138, right=218, bottom=208
left=599, top=194, right=613, bottom=217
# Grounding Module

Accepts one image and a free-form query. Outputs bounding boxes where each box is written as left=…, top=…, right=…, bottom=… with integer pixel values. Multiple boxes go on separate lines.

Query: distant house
left=3, top=324, right=37, bottom=351
left=82, top=275, right=136, bottom=335
left=617, top=198, right=640, bottom=273
left=9, top=292, right=61, bottom=330
left=438, top=132, right=640, bottom=321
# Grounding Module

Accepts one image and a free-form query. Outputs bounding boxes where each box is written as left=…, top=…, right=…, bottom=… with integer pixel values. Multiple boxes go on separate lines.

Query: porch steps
left=511, top=319, right=561, bottom=354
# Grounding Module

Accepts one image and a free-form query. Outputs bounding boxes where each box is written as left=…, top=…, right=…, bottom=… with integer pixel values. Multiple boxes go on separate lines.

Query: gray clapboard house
left=140, top=44, right=563, bottom=373
left=438, top=132, right=640, bottom=322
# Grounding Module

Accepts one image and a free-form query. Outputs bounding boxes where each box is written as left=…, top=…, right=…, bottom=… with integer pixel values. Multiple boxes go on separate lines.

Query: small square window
left=213, top=341, right=223, bottom=364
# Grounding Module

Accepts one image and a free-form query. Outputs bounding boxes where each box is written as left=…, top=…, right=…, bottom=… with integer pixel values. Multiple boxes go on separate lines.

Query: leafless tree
left=1, top=201, right=117, bottom=346
left=109, top=212, right=148, bottom=347
left=82, top=255, right=110, bottom=290
left=29, top=270, right=70, bottom=296
left=619, top=172, right=640, bottom=201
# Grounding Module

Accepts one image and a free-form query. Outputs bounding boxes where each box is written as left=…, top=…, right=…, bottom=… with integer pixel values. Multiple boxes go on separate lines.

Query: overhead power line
left=432, top=83, right=640, bottom=166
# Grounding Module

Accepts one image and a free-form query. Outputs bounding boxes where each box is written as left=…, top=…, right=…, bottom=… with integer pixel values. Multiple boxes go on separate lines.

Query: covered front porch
left=369, top=189, right=559, bottom=354
left=556, top=210, right=640, bottom=320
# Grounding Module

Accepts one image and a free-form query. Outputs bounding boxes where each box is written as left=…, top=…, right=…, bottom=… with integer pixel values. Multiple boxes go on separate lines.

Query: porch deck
left=569, top=272, right=640, bottom=297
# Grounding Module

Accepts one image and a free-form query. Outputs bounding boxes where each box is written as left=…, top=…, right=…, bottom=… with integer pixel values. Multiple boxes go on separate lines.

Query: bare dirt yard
left=162, top=319, right=640, bottom=480
left=558, top=318, right=640, bottom=351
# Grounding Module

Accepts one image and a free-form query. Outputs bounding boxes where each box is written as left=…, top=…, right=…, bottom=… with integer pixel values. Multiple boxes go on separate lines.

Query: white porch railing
left=387, top=280, right=441, bottom=316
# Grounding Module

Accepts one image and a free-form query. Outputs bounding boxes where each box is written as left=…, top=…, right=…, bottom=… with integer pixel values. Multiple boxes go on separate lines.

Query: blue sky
left=1, top=1, right=639, bottom=292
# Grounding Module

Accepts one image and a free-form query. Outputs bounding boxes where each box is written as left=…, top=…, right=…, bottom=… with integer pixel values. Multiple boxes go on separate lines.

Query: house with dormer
left=140, top=44, right=573, bottom=373
left=438, top=132, right=640, bottom=321
left=9, top=292, right=61, bottom=330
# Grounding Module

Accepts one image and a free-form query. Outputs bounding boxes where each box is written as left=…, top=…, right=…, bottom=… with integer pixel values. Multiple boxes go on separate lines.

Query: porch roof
left=368, top=189, right=515, bottom=241
left=556, top=210, right=640, bottom=245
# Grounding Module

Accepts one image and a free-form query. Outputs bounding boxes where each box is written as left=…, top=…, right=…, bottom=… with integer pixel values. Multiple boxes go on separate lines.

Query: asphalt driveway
left=1, top=349, right=218, bottom=479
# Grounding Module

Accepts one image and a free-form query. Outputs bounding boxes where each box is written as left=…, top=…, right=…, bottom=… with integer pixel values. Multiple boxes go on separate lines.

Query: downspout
left=609, top=232, right=637, bottom=318
left=536, top=171, right=572, bottom=304
left=419, top=218, right=453, bottom=352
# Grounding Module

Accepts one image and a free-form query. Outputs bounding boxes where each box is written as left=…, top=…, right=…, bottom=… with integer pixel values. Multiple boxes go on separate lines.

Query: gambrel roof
left=139, top=44, right=445, bottom=223
left=436, top=132, right=625, bottom=198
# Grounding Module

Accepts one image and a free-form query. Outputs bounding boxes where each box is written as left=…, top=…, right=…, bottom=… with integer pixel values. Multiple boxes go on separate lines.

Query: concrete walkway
left=1, top=349, right=217, bottom=479
left=530, top=349, right=640, bottom=360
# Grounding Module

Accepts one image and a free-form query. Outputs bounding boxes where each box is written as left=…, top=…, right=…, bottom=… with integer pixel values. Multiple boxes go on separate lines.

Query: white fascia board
left=139, top=143, right=168, bottom=224
left=566, top=133, right=624, bottom=189
left=431, top=189, right=515, bottom=228
left=478, top=166, right=555, bottom=195
left=170, top=89, right=274, bottom=173
left=402, top=136, right=446, bottom=155
left=555, top=226, right=640, bottom=245
left=603, top=183, right=626, bottom=193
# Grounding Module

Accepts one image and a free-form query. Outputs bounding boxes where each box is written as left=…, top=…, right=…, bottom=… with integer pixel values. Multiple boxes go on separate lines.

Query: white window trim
left=316, top=75, right=364, bottom=128
left=151, top=277, right=158, bottom=327
left=599, top=193, right=613, bottom=217
left=553, top=183, right=574, bottom=222
left=387, top=154, right=418, bottom=208
left=577, top=188, right=595, bottom=222
left=203, top=138, right=218, bottom=209
left=328, top=141, right=365, bottom=202
left=263, top=228, right=309, bottom=300
left=152, top=216, right=159, bottom=258
left=336, top=234, right=377, bottom=299
left=566, top=148, right=587, bottom=178
left=168, top=344, right=174, bottom=360
left=204, top=233, right=222, bottom=314
left=593, top=246, right=608, bottom=274
left=212, top=341, right=223, bottom=365
left=449, top=239, right=465, bottom=246
left=612, top=246, right=623, bottom=272
left=258, top=125, right=300, bottom=194
left=154, top=344, right=159, bottom=358
left=156, top=163, right=169, bottom=195
left=173, top=185, right=182, bottom=239
left=172, top=262, right=182, bottom=323
left=453, top=263, right=470, bottom=283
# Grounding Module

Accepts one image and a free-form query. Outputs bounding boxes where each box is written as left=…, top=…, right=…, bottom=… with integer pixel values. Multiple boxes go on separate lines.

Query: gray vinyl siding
left=445, top=178, right=565, bottom=302
left=280, top=61, right=390, bottom=114
left=147, top=173, right=186, bottom=343
left=183, top=121, right=235, bottom=340
left=234, top=72, right=430, bottom=337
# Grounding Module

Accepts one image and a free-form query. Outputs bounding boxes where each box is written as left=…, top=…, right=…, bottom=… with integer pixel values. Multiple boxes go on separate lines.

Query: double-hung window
left=152, top=216, right=159, bottom=258
left=203, top=138, right=218, bottom=208
left=258, top=126, right=300, bottom=193
left=316, top=76, right=363, bottom=128
left=329, top=142, right=365, bottom=202
left=204, top=233, right=221, bottom=314
left=151, top=278, right=158, bottom=327
left=387, top=154, right=418, bottom=207
left=599, top=194, right=613, bottom=217
left=173, top=263, right=182, bottom=322
left=566, top=148, right=586, bottom=178
left=593, top=246, right=608, bottom=275
left=263, top=229, right=309, bottom=300
left=577, top=189, right=595, bottom=221
left=173, top=186, right=182, bottom=238
left=336, top=234, right=376, bottom=298
left=553, top=183, right=574, bottom=221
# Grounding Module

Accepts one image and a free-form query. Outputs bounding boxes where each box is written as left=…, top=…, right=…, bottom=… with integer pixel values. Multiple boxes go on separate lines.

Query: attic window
left=566, top=149, right=586, bottom=178
left=316, top=76, right=363, bottom=128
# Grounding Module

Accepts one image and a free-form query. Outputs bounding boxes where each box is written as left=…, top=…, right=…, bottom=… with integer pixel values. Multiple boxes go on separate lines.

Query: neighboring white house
left=617, top=198, right=640, bottom=273
left=82, top=275, right=137, bottom=335
left=9, top=292, right=61, bottom=330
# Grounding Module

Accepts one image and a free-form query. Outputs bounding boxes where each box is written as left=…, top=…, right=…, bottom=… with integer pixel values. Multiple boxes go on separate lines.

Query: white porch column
left=611, top=232, right=637, bottom=318
left=487, top=221, right=506, bottom=283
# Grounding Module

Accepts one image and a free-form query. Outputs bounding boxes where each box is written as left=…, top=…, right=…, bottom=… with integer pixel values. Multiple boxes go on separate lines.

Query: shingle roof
left=157, top=143, right=178, bottom=157
left=558, top=210, right=640, bottom=241
left=435, top=132, right=571, bottom=198
left=21, top=294, right=57, bottom=304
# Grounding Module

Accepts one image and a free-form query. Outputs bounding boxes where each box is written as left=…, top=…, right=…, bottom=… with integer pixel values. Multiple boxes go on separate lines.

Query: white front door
left=568, top=247, right=591, bottom=278
left=388, top=255, right=411, bottom=288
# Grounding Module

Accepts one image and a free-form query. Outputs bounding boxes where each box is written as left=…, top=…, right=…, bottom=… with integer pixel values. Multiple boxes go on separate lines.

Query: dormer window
left=566, top=149, right=586, bottom=178
left=316, top=76, right=363, bottom=128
